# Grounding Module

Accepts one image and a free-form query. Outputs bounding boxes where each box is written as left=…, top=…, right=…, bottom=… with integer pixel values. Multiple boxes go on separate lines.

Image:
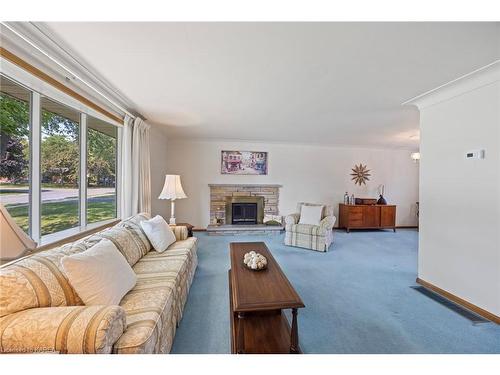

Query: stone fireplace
left=208, top=184, right=282, bottom=234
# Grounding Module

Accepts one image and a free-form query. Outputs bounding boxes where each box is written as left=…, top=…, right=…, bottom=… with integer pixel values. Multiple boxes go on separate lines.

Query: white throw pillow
left=140, top=215, right=176, bottom=252
left=61, top=239, right=137, bottom=305
left=298, top=205, right=324, bottom=226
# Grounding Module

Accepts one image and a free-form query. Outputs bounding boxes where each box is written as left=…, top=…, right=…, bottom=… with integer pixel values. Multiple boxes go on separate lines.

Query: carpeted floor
left=171, top=229, right=500, bottom=354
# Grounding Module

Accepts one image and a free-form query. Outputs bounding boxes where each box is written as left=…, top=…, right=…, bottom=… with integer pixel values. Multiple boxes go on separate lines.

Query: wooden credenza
left=338, top=204, right=396, bottom=232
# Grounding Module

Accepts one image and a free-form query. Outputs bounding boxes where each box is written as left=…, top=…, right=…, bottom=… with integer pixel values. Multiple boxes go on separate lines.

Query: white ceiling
left=43, top=22, right=499, bottom=149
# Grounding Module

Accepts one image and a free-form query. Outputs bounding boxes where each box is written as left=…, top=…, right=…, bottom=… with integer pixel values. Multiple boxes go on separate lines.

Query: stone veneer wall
left=209, top=184, right=281, bottom=225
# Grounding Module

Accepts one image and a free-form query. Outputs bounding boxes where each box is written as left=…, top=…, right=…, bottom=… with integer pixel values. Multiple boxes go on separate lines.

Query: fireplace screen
left=231, top=203, right=257, bottom=224
left=225, top=196, right=264, bottom=225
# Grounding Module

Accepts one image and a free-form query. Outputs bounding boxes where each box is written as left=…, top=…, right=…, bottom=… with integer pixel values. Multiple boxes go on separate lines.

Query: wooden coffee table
left=229, top=242, right=305, bottom=354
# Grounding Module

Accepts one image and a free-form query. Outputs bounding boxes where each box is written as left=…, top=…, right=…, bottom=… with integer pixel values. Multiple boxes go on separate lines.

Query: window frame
left=86, top=114, right=119, bottom=225
left=1, top=59, right=122, bottom=246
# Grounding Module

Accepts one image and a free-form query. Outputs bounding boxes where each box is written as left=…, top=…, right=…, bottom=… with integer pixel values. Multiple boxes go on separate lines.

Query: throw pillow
left=140, top=215, right=176, bottom=252
left=265, top=220, right=282, bottom=226
left=298, top=205, right=324, bottom=225
left=61, top=239, right=137, bottom=305
left=263, top=214, right=283, bottom=225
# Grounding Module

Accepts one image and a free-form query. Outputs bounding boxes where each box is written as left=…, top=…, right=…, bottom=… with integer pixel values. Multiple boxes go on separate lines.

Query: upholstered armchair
left=284, top=202, right=336, bottom=252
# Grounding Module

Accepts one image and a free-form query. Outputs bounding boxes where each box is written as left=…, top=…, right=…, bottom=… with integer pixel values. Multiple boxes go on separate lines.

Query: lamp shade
left=0, top=204, right=37, bottom=261
left=158, top=175, right=187, bottom=200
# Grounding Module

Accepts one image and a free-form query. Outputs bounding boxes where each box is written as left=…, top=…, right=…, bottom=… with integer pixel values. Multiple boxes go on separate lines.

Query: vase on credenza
left=377, top=184, right=387, bottom=205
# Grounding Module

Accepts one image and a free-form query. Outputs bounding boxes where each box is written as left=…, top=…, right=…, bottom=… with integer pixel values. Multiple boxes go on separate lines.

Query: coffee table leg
left=290, top=308, right=299, bottom=353
left=237, top=312, right=245, bottom=354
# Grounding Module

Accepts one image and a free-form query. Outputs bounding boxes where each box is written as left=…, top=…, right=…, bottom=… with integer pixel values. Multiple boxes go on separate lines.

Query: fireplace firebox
left=225, top=196, right=264, bottom=225
left=231, top=203, right=257, bottom=224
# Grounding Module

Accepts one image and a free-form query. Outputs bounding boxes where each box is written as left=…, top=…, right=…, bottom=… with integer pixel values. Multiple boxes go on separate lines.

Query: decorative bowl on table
left=243, top=251, right=267, bottom=271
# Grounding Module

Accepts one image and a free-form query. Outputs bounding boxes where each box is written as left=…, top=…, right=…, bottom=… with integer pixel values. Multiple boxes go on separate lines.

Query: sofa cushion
left=113, top=238, right=198, bottom=354
left=116, top=213, right=152, bottom=250
left=62, top=239, right=137, bottom=306
left=0, top=240, right=91, bottom=318
left=140, top=215, right=176, bottom=252
left=88, top=226, right=149, bottom=267
left=113, top=275, right=177, bottom=354
left=166, top=237, right=197, bottom=251
left=288, top=223, right=325, bottom=236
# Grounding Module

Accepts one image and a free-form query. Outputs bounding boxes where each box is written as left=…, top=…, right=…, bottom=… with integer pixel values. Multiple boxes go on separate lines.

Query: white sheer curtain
left=120, top=115, right=151, bottom=219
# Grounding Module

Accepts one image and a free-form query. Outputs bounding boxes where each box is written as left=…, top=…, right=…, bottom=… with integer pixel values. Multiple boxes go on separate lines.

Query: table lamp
left=158, top=175, right=187, bottom=225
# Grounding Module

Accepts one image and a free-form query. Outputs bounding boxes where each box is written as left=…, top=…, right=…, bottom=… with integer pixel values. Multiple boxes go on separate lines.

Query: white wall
left=414, top=64, right=500, bottom=316
left=149, top=125, right=171, bottom=219
left=164, top=139, right=419, bottom=228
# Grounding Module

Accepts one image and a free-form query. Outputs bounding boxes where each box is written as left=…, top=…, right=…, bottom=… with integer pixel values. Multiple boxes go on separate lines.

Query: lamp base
left=169, top=200, right=176, bottom=225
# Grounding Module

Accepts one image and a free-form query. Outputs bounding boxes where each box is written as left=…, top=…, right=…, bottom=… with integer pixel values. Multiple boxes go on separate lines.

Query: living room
left=0, top=1, right=499, bottom=374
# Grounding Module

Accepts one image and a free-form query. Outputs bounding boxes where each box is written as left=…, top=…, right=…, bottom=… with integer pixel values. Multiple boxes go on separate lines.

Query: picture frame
left=221, top=150, right=268, bottom=175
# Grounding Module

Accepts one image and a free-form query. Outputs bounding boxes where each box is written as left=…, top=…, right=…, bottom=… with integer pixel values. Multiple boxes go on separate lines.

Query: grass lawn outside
left=5, top=196, right=116, bottom=235
left=87, top=197, right=117, bottom=224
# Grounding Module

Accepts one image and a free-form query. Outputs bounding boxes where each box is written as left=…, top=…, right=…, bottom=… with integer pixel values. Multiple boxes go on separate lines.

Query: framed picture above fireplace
left=221, top=150, right=268, bottom=175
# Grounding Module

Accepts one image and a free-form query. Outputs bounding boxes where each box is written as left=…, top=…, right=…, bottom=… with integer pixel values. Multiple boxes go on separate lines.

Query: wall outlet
left=465, top=149, right=485, bottom=160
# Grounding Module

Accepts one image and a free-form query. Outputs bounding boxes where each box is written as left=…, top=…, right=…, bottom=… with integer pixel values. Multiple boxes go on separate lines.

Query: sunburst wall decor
left=350, top=164, right=371, bottom=186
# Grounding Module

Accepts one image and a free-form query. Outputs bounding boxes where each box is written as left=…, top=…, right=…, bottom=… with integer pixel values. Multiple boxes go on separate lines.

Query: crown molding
left=402, top=60, right=500, bottom=110
left=166, top=135, right=419, bottom=152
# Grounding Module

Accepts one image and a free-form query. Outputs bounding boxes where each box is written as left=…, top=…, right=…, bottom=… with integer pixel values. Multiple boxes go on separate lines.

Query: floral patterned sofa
left=0, top=213, right=197, bottom=354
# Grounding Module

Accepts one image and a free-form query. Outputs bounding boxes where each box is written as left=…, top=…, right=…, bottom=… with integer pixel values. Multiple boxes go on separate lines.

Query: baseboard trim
left=196, top=226, right=418, bottom=231
left=416, top=278, right=500, bottom=324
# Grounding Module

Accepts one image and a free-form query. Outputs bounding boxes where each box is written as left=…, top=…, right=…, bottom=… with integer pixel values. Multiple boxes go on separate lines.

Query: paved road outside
left=0, top=187, right=115, bottom=205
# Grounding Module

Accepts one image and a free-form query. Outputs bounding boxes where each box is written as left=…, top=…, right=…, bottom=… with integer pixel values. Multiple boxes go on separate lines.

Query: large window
left=0, top=72, right=120, bottom=244
left=87, top=116, right=117, bottom=224
left=0, top=76, right=31, bottom=234
left=40, top=97, right=80, bottom=235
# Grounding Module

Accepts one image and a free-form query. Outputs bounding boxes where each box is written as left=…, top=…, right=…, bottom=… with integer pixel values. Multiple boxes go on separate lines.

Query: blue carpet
left=171, top=230, right=500, bottom=354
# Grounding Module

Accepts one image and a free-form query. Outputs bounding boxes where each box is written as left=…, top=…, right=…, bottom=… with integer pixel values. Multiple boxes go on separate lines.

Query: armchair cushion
left=297, top=202, right=334, bottom=219
left=298, top=205, right=324, bottom=225
left=287, top=216, right=336, bottom=236
left=288, top=224, right=325, bottom=236
left=0, top=305, right=126, bottom=354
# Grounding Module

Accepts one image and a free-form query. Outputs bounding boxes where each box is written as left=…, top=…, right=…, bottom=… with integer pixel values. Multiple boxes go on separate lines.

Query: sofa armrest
left=285, top=213, right=300, bottom=226
left=170, top=225, right=188, bottom=241
left=0, top=305, right=126, bottom=354
left=319, top=215, right=336, bottom=231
